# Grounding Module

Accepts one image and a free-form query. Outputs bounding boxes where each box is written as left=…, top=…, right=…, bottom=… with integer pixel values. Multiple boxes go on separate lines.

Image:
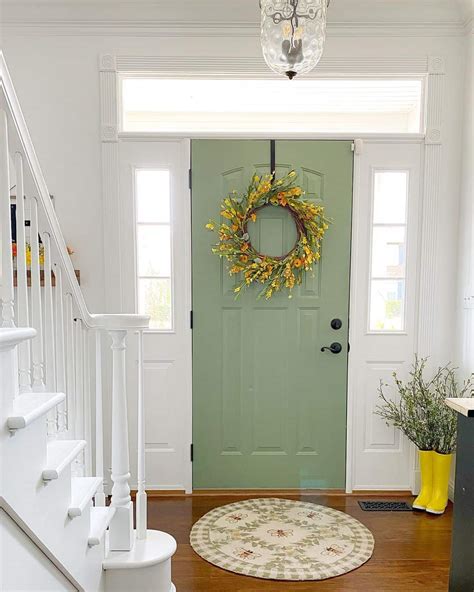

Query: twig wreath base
left=206, top=171, right=331, bottom=299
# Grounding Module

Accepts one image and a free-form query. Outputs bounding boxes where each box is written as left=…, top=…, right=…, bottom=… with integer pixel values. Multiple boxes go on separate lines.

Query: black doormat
left=358, top=500, right=412, bottom=512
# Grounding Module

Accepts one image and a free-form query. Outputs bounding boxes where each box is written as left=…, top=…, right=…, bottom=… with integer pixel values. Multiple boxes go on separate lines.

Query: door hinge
left=190, top=310, right=193, bottom=329
left=351, top=139, right=364, bottom=155
left=188, top=168, right=192, bottom=190
left=190, top=443, right=194, bottom=462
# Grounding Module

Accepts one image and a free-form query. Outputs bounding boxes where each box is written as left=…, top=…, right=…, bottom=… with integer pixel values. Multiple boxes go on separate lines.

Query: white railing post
left=43, top=233, right=56, bottom=391
left=95, top=329, right=106, bottom=506
left=43, top=232, right=57, bottom=436
left=74, top=319, right=85, bottom=476
left=0, top=110, right=15, bottom=328
left=65, top=293, right=75, bottom=435
left=55, top=264, right=67, bottom=431
left=83, top=326, right=92, bottom=475
left=14, top=152, right=31, bottom=392
left=108, top=329, right=133, bottom=551
left=30, top=197, right=45, bottom=391
left=136, top=329, right=147, bottom=540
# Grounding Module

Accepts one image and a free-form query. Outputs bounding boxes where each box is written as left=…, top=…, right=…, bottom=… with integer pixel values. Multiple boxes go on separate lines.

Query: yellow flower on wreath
left=293, top=258, right=303, bottom=269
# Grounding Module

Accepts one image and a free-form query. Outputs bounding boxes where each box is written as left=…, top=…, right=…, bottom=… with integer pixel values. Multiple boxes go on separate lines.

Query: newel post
left=108, top=329, right=133, bottom=551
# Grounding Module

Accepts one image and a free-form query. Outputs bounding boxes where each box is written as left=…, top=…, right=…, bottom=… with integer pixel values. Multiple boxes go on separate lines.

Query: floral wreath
left=206, top=170, right=330, bottom=299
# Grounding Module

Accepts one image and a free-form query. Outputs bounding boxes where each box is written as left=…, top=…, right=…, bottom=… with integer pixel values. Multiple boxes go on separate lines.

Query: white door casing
left=348, top=140, right=422, bottom=491
left=101, top=54, right=446, bottom=492
left=119, top=139, right=192, bottom=493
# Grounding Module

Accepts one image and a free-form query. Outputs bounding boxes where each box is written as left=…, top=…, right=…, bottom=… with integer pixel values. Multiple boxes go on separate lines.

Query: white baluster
left=54, top=264, right=67, bottom=431
left=43, top=233, right=57, bottom=436
left=74, top=318, right=85, bottom=476
left=30, top=197, right=45, bottom=391
left=43, top=234, right=56, bottom=391
left=65, top=293, right=75, bottom=436
left=83, top=326, right=92, bottom=475
left=14, top=152, right=31, bottom=391
left=136, top=329, right=147, bottom=540
left=95, top=330, right=106, bottom=506
left=108, top=329, right=133, bottom=551
left=0, top=110, right=15, bottom=328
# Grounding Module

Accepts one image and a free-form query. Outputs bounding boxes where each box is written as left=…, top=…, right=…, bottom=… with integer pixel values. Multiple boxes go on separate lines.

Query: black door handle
left=321, top=342, right=342, bottom=354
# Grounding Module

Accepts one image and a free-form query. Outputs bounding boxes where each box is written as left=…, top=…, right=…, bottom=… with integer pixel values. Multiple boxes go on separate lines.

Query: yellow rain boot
left=412, top=450, right=434, bottom=511
left=426, top=452, right=453, bottom=515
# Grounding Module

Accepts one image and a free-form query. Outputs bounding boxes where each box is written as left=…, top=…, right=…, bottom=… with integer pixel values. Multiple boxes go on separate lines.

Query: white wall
left=0, top=21, right=468, bottom=488
left=457, top=28, right=474, bottom=374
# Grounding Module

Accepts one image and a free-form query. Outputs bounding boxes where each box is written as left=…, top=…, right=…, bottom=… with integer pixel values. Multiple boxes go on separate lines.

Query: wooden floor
left=147, top=493, right=453, bottom=592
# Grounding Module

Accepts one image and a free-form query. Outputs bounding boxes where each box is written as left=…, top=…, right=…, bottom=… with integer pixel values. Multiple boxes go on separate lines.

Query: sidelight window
left=135, top=169, right=173, bottom=331
left=368, top=171, right=409, bottom=332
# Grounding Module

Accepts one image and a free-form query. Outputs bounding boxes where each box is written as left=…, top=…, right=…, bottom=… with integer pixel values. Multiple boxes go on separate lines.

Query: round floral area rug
left=190, top=498, right=374, bottom=581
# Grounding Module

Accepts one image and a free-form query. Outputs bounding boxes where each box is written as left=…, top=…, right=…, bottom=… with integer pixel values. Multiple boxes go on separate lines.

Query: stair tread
left=42, top=440, right=86, bottom=481
left=7, top=392, right=66, bottom=429
left=88, top=507, right=116, bottom=547
left=68, top=477, right=103, bottom=518
left=103, top=530, right=177, bottom=569
left=0, top=327, right=36, bottom=350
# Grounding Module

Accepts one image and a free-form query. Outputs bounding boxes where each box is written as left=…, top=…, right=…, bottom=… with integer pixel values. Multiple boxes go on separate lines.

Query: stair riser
left=105, top=558, right=173, bottom=592
left=1, top=420, right=48, bottom=500
left=0, top=346, right=19, bottom=418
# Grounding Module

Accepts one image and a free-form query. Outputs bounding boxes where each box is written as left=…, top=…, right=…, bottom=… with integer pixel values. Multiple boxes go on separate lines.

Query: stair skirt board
left=68, top=477, right=103, bottom=518
left=42, top=440, right=87, bottom=481
left=104, top=530, right=177, bottom=592
left=7, top=392, right=66, bottom=430
left=88, top=507, right=116, bottom=547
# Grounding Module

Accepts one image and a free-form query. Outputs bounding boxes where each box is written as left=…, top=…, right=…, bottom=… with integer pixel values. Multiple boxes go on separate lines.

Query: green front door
left=192, top=140, right=353, bottom=489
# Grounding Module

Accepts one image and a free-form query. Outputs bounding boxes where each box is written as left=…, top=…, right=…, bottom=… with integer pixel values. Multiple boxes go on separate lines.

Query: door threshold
left=190, top=488, right=413, bottom=497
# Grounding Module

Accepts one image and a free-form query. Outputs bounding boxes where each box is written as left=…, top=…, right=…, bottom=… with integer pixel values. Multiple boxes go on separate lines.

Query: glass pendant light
left=260, top=0, right=329, bottom=80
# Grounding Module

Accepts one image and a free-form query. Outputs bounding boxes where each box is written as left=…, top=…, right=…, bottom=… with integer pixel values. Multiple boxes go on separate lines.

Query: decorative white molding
left=100, top=57, right=123, bottom=312
left=101, top=124, right=118, bottom=143
left=425, top=128, right=442, bottom=145
left=101, top=53, right=446, bottom=494
left=418, top=68, right=444, bottom=359
left=463, top=16, right=473, bottom=35
left=99, top=54, right=117, bottom=73
left=1, top=20, right=467, bottom=38
left=428, top=55, right=446, bottom=74
left=115, top=55, right=431, bottom=76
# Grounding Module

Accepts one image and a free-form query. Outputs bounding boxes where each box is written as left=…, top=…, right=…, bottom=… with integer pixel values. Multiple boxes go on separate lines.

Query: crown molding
left=1, top=19, right=467, bottom=38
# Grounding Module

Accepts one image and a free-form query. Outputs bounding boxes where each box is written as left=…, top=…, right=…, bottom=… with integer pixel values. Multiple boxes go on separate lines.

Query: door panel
left=192, top=140, right=353, bottom=489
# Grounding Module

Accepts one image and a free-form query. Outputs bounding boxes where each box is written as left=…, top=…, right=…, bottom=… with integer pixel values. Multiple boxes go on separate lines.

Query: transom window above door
left=120, top=78, right=424, bottom=134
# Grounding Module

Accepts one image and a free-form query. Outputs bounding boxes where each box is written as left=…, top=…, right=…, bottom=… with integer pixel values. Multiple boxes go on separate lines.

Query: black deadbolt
left=331, top=318, right=342, bottom=330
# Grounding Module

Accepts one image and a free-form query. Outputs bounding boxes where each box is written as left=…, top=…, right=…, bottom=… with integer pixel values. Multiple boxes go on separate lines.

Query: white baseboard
left=412, top=469, right=421, bottom=495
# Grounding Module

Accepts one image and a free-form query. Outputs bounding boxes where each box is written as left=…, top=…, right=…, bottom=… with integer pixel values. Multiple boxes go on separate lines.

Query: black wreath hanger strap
left=270, top=139, right=276, bottom=182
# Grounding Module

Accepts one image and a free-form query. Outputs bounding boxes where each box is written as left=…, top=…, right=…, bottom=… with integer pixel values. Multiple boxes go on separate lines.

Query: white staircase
left=0, top=52, right=176, bottom=592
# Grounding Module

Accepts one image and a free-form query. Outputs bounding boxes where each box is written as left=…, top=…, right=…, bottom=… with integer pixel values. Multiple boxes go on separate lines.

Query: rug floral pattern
left=190, top=498, right=374, bottom=581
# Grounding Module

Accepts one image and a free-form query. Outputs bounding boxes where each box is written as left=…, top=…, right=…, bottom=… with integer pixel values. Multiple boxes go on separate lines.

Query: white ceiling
left=0, top=0, right=468, bottom=25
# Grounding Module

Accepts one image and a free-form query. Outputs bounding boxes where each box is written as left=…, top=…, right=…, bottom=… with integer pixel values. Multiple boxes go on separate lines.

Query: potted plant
left=375, top=357, right=473, bottom=515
